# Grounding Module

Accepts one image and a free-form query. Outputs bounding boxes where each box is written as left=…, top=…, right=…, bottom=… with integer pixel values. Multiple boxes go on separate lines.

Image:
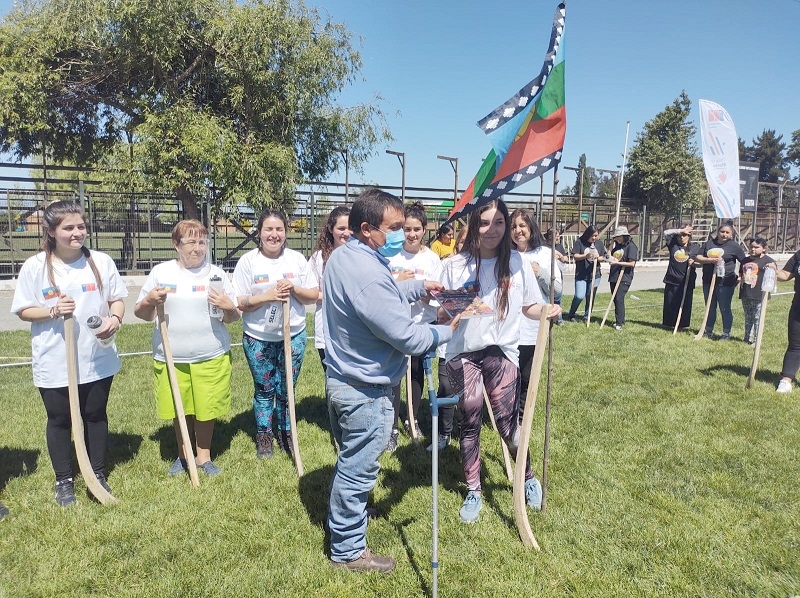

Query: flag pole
left=613, top=121, right=631, bottom=229
left=541, top=166, right=558, bottom=512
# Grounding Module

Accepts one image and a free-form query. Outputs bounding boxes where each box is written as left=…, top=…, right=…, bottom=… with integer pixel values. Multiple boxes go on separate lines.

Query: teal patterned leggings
left=242, top=330, right=306, bottom=433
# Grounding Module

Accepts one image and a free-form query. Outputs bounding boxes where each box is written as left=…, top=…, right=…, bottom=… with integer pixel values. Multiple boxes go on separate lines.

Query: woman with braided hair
left=12, top=201, right=127, bottom=506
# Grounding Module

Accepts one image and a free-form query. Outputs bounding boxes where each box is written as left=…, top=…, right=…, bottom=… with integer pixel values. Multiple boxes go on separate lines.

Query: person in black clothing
left=739, top=237, right=775, bottom=346
left=607, top=226, right=638, bottom=330
left=565, top=225, right=606, bottom=322
left=774, top=253, right=800, bottom=393
left=694, top=222, right=746, bottom=340
left=662, top=225, right=699, bottom=329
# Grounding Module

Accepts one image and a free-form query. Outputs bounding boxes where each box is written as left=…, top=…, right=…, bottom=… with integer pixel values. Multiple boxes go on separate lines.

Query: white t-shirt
left=518, top=247, right=562, bottom=345
left=136, top=260, right=236, bottom=363
left=305, top=250, right=326, bottom=349
left=11, top=251, right=128, bottom=388
left=232, top=247, right=309, bottom=342
left=440, top=251, right=542, bottom=366
left=388, top=246, right=442, bottom=324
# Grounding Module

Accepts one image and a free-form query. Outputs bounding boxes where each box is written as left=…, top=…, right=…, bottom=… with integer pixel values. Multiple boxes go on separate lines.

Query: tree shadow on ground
left=0, top=446, right=39, bottom=492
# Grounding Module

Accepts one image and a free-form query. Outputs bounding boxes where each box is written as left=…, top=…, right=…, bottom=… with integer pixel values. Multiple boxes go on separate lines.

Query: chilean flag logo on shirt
left=82, top=283, right=97, bottom=292
left=192, top=285, right=206, bottom=292
left=283, top=272, right=296, bottom=279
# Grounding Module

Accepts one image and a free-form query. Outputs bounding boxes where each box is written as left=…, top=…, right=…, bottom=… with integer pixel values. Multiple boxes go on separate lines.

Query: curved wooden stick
left=406, top=360, right=420, bottom=443
left=513, top=306, right=551, bottom=550
left=483, top=385, right=513, bottom=483
left=157, top=305, right=200, bottom=488
left=672, top=268, right=692, bottom=335
left=600, top=274, right=624, bottom=329
left=64, top=314, right=116, bottom=504
left=283, top=301, right=304, bottom=476
left=745, top=290, right=770, bottom=389
left=586, top=259, right=598, bottom=327
left=694, top=271, right=717, bottom=340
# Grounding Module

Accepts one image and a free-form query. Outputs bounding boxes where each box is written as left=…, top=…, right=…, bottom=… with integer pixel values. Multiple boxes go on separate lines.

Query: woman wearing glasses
left=232, top=210, right=318, bottom=459
left=662, top=225, right=699, bottom=330
left=135, top=220, right=240, bottom=477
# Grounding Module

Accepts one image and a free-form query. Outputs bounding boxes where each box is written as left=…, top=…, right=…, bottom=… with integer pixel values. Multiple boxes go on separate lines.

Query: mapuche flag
left=447, top=2, right=566, bottom=224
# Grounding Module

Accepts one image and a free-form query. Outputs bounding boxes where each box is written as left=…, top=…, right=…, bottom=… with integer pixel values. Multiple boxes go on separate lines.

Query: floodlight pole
left=386, top=149, right=406, bottom=202
left=436, top=155, right=459, bottom=203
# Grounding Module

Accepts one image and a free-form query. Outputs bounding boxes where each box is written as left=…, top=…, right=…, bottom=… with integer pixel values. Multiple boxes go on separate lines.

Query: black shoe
left=94, top=472, right=113, bottom=495
left=55, top=479, right=77, bottom=507
left=330, top=548, right=396, bottom=573
left=276, top=430, right=294, bottom=457
left=256, top=431, right=274, bottom=459
left=0, top=502, right=8, bottom=520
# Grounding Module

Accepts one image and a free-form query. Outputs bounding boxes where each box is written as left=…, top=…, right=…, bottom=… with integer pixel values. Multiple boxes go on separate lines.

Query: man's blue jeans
left=702, top=283, right=735, bottom=334
left=327, top=379, right=394, bottom=563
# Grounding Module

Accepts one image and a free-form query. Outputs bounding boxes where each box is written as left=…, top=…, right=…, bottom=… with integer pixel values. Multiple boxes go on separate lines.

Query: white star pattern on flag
left=518, top=97, right=528, bottom=107
left=527, top=165, right=538, bottom=174
left=529, top=86, right=539, bottom=97
left=497, top=181, right=507, bottom=189
left=485, top=118, right=499, bottom=130
left=503, top=107, right=515, bottom=118
left=513, top=174, right=522, bottom=181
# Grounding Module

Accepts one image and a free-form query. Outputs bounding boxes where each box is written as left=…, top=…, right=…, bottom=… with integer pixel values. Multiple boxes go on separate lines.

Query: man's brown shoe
left=330, top=548, right=396, bottom=573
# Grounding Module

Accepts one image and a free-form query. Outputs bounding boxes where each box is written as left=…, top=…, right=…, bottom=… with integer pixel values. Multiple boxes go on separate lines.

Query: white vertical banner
left=699, top=99, right=740, bottom=219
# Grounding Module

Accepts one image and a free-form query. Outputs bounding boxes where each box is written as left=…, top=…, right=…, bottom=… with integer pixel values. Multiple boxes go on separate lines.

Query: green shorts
left=154, top=352, right=232, bottom=421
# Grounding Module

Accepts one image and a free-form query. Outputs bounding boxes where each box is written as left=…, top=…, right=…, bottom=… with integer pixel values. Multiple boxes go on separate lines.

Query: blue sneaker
left=525, top=478, right=542, bottom=511
left=197, top=461, right=221, bottom=476
left=167, top=458, right=188, bottom=476
left=459, top=491, right=482, bottom=523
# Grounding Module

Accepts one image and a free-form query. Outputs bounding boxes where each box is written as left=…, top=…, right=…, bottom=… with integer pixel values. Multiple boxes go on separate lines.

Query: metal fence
left=2, top=179, right=799, bottom=278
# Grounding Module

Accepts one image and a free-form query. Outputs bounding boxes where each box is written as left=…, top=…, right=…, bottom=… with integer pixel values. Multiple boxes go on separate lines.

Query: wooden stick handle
left=64, top=314, right=116, bottom=504
left=283, top=301, right=304, bottom=476
left=586, top=259, right=598, bottom=327
left=600, top=275, right=624, bottom=329
left=694, top=271, right=717, bottom=340
left=673, top=268, right=692, bottom=335
left=157, top=305, right=200, bottom=488
left=513, top=305, right=551, bottom=550
left=406, top=360, right=419, bottom=443
left=746, top=291, right=770, bottom=389
left=483, top=386, right=513, bottom=483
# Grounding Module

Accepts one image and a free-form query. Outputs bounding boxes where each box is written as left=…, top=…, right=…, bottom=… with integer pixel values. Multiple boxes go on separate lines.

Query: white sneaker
left=426, top=434, right=450, bottom=452
left=776, top=379, right=793, bottom=394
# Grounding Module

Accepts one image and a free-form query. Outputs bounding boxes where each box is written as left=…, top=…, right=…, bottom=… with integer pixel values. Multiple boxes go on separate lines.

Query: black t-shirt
left=572, top=238, right=605, bottom=281
left=608, top=241, right=638, bottom=285
left=663, top=236, right=700, bottom=286
left=739, top=254, right=776, bottom=300
left=783, top=251, right=800, bottom=308
left=701, top=238, right=746, bottom=287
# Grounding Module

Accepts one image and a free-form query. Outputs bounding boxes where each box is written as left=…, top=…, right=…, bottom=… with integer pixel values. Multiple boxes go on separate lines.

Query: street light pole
left=436, top=155, right=459, bottom=204
left=386, top=149, right=406, bottom=201
left=333, top=148, right=349, bottom=204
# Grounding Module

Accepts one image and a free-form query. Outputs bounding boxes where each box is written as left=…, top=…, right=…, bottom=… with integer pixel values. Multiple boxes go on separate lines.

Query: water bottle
left=86, top=316, right=114, bottom=348
left=762, top=267, right=777, bottom=293
left=208, top=275, right=224, bottom=320
left=714, top=260, right=725, bottom=278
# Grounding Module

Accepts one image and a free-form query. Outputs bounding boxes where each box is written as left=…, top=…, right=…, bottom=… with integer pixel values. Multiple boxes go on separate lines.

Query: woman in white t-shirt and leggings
left=440, top=199, right=561, bottom=523
left=135, top=220, right=240, bottom=477
left=233, top=210, right=318, bottom=459
left=12, top=201, right=127, bottom=507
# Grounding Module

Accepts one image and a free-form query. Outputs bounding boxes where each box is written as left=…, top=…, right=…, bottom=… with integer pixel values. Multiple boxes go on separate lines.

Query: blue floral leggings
left=242, top=330, right=306, bottom=433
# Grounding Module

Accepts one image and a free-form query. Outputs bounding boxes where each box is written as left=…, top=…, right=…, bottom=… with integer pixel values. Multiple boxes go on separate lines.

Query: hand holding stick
left=157, top=305, right=200, bottom=488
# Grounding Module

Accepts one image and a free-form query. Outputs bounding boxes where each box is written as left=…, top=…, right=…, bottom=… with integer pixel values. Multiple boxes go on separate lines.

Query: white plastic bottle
left=208, top=275, right=224, bottom=320
left=762, top=267, right=777, bottom=293
left=714, top=260, right=725, bottom=278
left=86, top=316, right=115, bottom=347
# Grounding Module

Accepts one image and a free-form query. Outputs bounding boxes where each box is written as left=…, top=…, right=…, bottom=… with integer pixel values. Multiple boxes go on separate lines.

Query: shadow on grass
left=699, top=362, right=779, bottom=386
left=298, top=463, right=334, bottom=556
left=106, top=431, right=144, bottom=475
left=393, top=517, right=429, bottom=596
left=0, top=446, right=39, bottom=492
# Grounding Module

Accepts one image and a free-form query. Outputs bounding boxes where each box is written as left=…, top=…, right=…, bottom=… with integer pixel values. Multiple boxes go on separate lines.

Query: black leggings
left=39, top=376, right=114, bottom=482
left=436, top=358, right=456, bottom=437
left=780, top=305, right=800, bottom=380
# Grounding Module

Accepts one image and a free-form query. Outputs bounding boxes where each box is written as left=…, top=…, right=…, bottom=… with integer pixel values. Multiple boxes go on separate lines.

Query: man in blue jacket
left=324, top=188, right=458, bottom=572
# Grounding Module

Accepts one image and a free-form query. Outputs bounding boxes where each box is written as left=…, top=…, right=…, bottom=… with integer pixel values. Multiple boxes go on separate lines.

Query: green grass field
left=1, top=287, right=799, bottom=597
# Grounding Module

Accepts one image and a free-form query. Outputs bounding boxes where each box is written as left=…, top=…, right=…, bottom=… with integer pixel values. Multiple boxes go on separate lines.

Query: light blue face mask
left=376, top=227, right=406, bottom=257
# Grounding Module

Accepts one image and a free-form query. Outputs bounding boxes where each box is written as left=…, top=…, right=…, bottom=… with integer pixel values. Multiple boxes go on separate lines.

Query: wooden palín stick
left=64, top=314, right=117, bottom=504
left=600, top=274, right=624, bottom=329
left=157, top=305, right=200, bottom=488
left=283, top=301, right=304, bottom=475
left=586, top=257, right=598, bottom=327
left=746, top=290, right=770, bottom=389
left=694, top=271, right=717, bottom=340
left=406, top=360, right=420, bottom=444
left=513, top=306, right=551, bottom=550
left=483, top=386, right=513, bottom=483
left=673, top=268, right=692, bottom=335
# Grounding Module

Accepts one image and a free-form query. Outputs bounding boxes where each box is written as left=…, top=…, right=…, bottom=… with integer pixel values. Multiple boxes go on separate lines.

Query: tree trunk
left=176, top=184, right=199, bottom=221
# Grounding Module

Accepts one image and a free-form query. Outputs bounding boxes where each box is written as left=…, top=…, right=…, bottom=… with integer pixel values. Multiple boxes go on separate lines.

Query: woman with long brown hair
left=12, top=201, right=126, bottom=506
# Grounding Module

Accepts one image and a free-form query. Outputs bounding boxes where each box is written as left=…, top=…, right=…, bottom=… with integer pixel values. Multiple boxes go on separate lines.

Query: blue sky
left=1, top=0, right=799, bottom=193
